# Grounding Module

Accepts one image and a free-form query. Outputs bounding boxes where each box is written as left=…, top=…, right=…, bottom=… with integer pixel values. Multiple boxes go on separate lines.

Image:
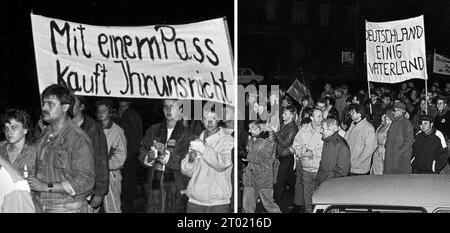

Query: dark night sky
left=0, top=0, right=234, bottom=125
left=238, top=0, right=450, bottom=96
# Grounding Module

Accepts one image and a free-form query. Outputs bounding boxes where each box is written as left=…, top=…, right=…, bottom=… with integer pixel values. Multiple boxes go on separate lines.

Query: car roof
left=313, top=174, right=450, bottom=207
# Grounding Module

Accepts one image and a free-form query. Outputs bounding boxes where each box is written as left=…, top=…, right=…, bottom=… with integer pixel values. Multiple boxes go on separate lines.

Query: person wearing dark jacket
left=384, top=102, right=414, bottom=174
left=434, top=95, right=450, bottom=141
left=412, top=115, right=449, bottom=174
left=316, top=118, right=351, bottom=187
left=269, top=106, right=298, bottom=203
left=138, top=99, right=193, bottom=213
left=72, top=96, right=109, bottom=212
left=370, top=94, right=384, bottom=129
left=118, top=100, right=143, bottom=213
left=242, top=120, right=280, bottom=213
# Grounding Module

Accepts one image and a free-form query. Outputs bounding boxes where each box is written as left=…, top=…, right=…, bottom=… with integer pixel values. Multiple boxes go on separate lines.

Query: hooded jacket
left=243, top=131, right=276, bottom=189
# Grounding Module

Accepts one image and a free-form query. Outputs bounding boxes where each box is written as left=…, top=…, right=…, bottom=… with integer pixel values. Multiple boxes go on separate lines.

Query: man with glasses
left=434, top=96, right=450, bottom=173
left=434, top=96, right=450, bottom=141
left=383, top=102, right=414, bottom=174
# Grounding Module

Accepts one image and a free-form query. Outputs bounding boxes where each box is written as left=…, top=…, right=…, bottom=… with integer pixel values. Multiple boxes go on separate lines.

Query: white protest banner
left=31, top=14, right=234, bottom=106
left=365, top=15, right=427, bottom=83
left=433, top=52, right=450, bottom=76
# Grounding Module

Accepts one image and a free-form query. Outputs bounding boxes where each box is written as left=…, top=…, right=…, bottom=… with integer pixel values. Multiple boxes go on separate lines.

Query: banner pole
left=425, top=77, right=428, bottom=114
left=367, top=80, right=372, bottom=115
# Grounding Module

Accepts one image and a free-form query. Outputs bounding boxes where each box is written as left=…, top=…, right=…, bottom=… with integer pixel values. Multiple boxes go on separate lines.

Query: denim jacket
left=0, top=141, right=38, bottom=176
left=35, top=120, right=95, bottom=205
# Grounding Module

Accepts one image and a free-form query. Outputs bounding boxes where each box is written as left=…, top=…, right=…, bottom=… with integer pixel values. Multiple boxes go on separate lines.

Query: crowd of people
left=239, top=79, right=450, bottom=213
left=0, top=84, right=234, bottom=213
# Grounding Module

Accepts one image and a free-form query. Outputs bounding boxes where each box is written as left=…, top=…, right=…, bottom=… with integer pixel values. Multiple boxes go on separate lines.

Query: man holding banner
left=366, top=16, right=427, bottom=174
left=30, top=11, right=235, bottom=212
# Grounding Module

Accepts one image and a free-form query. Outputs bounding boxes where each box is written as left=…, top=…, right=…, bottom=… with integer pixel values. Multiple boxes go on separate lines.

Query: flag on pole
left=287, top=79, right=313, bottom=105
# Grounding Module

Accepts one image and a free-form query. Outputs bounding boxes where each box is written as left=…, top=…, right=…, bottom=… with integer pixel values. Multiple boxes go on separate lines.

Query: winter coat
left=344, top=118, right=377, bottom=174
left=292, top=125, right=323, bottom=172
left=412, top=128, right=448, bottom=173
left=384, top=115, right=414, bottom=174
left=243, top=131, right=276, bottom=189
left=181, top=127, right=234, bottom=206
left=274, top=121, right=298, bottom=158
left=316, top=132, right=351, bottom=187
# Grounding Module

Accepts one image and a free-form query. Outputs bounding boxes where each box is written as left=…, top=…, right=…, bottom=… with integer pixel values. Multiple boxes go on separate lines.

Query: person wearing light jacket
left=291, top=108, right=323, bottom=213
left=344, top=104, right=377, bottom=175
left=96, top=100, right=127, bottom=213
left=181, top=107, right=234, bottom=213
left=0, top=156, right=35, bottom=212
